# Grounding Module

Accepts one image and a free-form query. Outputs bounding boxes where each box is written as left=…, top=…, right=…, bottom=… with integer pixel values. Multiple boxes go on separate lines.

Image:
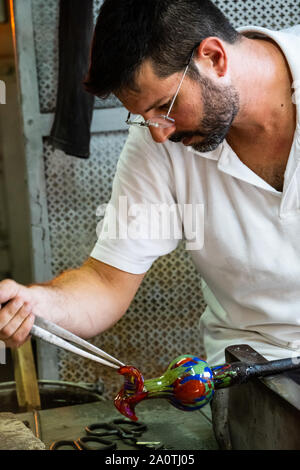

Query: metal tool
left=50, top=418, right=163, bottom=450
left=85, top=418, right=164, bottom=449
left=50, top=436, right=117, bottom=450
left=0, top=302, right=124, bottom=369
left=211, top=356, right=300, bottom=388
left=32, top=409, right=42, bottom=441
left=85, top=418, right=147, bottom=437
left=31, top=316, right=124, bottom=369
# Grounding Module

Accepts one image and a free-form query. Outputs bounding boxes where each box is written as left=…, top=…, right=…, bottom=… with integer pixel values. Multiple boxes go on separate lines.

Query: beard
left=169, top=75, right=240, bottom=153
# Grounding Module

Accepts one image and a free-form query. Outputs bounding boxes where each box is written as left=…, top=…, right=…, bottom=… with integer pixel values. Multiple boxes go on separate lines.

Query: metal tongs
left=31, top=316, right=124, bottom=369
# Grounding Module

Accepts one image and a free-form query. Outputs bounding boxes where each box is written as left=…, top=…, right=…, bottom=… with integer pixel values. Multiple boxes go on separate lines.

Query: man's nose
left=149, top=124, right=176, bottom=144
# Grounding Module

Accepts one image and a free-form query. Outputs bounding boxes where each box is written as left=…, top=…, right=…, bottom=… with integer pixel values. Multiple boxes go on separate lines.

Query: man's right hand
left=0, top=279, right=36, bottom=348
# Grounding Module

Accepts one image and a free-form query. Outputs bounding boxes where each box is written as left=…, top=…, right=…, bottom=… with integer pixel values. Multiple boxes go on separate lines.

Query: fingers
left=0, top=300, right=32, bottom=339
left=0, top=279, right=20, bottom=305
left=5, top=313, right=35, bottom=348
left=0, top=297, right=25, bottom=331
left=0, top=280, right=35, bottom=348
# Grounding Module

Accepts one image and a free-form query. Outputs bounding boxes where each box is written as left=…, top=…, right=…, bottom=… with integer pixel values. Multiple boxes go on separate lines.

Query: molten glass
left=114, top=355, right=214, bottom=421
left=114, top=353, right=300, bottom=421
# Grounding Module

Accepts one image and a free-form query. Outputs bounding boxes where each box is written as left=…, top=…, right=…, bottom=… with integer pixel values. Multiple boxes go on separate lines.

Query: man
left=0, top=0, right=299, bottom=367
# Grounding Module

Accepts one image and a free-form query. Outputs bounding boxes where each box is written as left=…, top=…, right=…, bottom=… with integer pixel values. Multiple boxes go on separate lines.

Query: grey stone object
left=0, top=412, right=45, bottom=450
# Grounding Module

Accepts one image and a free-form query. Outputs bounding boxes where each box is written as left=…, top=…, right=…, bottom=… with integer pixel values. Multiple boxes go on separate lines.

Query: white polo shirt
left=91, top=25, right=300, bottom=364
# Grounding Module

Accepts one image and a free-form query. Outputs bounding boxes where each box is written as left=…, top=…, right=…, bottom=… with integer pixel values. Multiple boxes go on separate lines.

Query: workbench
left=14, top=400, right=218, bottom=450
left=6, top=344, right=299, bottom=450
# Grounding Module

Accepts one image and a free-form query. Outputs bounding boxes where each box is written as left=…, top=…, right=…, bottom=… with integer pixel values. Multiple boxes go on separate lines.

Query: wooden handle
left=11, top=340, right=41, bottom=411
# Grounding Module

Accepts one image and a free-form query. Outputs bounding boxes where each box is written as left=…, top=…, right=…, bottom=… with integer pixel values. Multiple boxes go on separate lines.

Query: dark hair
left=84, top=0, right=241, bottom=98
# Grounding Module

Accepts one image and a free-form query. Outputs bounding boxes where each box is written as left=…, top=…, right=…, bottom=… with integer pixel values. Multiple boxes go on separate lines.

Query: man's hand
left=0, top=279, right=36, bottom=348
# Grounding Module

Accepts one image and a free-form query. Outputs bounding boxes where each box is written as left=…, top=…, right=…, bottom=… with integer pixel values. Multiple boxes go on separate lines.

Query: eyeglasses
left=125, top=50, right=195, bottom=129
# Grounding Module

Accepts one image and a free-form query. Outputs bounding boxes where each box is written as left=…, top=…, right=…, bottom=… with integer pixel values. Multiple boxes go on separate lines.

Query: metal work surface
left=16, top=400, right=218, bottom=450
left=225, top=345, right=300, bottom=450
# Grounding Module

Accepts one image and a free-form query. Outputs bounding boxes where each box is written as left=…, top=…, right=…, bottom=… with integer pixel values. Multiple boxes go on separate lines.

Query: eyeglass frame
left=125, top=48, right=196, bottom=129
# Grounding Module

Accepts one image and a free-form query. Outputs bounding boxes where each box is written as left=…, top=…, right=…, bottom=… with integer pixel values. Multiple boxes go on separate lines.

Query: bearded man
left=0, top=0, right=299, bottom=377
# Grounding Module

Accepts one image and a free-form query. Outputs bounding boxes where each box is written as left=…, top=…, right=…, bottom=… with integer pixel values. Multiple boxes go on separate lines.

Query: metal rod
left=212, top=357, right=300, bottom=388
left=33, top=316, right=124, bottom=367
left=31, top=325, right=120, bottom=369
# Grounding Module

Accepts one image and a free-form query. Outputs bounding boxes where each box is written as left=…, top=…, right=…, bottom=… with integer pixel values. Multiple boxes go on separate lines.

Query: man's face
left=119, top=60, right=240, bottom=152
left=168, top=73, right=240, bottom=153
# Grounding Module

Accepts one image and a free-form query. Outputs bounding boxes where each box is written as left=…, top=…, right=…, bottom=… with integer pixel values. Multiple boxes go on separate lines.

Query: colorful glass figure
left=114, top=355, right=214, bottom=421
left=114, top=353, right=300, bottom=421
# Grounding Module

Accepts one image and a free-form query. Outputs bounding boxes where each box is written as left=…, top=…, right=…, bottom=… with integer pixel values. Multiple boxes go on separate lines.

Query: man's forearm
left=0, top=258, right=144, bottom=347
left=30, top=261, right=140, bottom=338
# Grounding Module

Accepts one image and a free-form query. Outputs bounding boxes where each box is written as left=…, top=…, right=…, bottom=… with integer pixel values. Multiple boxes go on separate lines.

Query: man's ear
left=193, top=37, right=228, bottom=78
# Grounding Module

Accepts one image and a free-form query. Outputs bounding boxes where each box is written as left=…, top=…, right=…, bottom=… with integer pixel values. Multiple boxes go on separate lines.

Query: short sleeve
left=90, top=126, right=181, bottom=274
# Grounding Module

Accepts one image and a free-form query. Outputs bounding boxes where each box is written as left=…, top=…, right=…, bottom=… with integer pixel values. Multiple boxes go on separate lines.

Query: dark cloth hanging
left=49, top=0, right=95, bottom=159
